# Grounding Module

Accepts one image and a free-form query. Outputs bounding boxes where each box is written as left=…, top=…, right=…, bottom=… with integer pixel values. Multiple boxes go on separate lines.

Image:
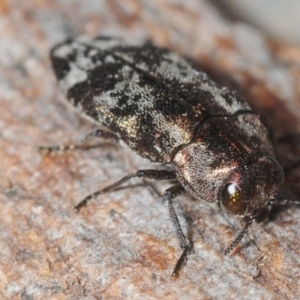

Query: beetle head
left=219, top=156, right=283, bottom=219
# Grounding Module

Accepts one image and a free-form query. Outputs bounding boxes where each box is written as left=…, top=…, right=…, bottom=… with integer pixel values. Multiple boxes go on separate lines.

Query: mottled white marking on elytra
left=88, top=49, right=98, bottom=57
left=53, top=44, right=73, bottom=58
left=76, top=52, right=98, bottom=70
left=75, top=35, right=142, bottom=52
left=94, top=92, right=119, bottom=109
left=60, top=62, right=88, bottom=93
left=104, top=55, right=115, bottom=63
left=201, top=82, right=245, bottom=113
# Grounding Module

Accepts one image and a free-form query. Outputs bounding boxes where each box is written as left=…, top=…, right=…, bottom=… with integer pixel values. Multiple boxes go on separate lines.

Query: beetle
left=46, top=36, right=290, bottom=276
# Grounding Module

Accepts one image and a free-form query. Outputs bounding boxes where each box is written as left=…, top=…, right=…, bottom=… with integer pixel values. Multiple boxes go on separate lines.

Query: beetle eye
left=221, top=184, right=247, bottom=215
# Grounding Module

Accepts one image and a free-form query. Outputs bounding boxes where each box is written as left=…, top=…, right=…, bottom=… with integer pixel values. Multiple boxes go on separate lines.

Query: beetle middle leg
left=74, top=169, right=177, bottom=211
left=38, top=129, right=119, bottom=154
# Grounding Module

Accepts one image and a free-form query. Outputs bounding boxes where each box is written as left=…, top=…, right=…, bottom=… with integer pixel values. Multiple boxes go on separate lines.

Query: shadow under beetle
left=45, top=36, right=298, bottom=276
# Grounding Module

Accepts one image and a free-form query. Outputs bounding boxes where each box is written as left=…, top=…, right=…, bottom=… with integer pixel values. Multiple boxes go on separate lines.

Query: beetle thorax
left=172, top=114, right=284, bottom=218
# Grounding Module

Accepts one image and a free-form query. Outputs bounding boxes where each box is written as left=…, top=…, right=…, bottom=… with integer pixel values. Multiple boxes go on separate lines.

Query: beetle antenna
left=224, top=217, right=253, bottom=255
left=270, top=198, right=300, bottom=207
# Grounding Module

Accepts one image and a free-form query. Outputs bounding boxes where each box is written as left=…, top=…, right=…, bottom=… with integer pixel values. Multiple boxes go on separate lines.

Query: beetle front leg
left=38, top=129, right=119, bottom=154
left=164, top=184, right=191, bottom=277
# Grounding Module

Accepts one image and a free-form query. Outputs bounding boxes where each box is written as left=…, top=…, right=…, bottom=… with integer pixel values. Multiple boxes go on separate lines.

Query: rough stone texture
left=1, top=0, right=300, bottom=299
left=213, top=0, right=300, bottom=45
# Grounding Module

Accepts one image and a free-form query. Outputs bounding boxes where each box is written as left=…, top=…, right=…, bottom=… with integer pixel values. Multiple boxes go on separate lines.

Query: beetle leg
left=223, top=217, right=253, bottom=255
left=164, top=184, right=191, bottom=277
left=74, top=169, right=177, bottom=212
left=38, top=129, right=119, bottom=154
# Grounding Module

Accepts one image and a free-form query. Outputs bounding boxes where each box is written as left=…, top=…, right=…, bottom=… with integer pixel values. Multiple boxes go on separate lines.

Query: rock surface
left=1, top=0, right=300, bottom=299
